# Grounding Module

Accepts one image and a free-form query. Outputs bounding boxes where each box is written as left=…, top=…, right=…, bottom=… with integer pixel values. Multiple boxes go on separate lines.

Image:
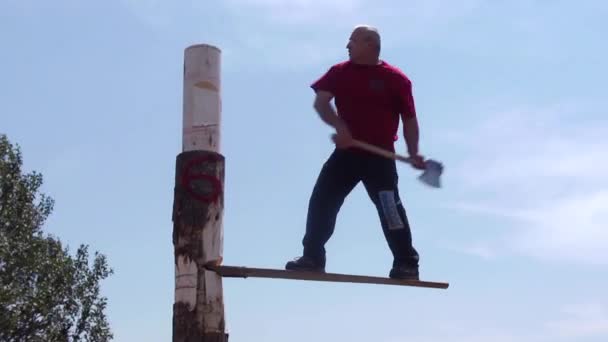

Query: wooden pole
left=172, top=44, right=228, bottom=342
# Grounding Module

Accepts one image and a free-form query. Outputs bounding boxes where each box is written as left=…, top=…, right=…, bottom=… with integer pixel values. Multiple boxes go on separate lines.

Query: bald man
left=285, top=25, right=424, bottom=280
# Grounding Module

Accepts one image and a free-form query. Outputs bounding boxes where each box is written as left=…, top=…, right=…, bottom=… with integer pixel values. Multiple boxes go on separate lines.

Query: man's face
left=346, top=29, right=370, bottom=61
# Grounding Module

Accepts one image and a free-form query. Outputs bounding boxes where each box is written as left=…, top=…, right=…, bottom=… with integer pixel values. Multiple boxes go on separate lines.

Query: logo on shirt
left=369, top=79, right=385, bottom=92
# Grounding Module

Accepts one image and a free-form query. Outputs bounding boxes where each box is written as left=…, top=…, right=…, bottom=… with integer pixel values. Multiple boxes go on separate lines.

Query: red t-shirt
left=311, top=60, right=416, bottom=152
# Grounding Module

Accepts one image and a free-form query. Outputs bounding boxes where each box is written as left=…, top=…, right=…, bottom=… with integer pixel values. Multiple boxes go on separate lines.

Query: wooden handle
left=351, top=139, right=413, bottom=164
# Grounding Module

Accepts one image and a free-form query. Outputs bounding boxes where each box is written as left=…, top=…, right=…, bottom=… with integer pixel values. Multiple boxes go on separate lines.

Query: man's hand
left=331, top=128, right=354, bottom=149
left=314, top=90, right=353, bottom=149
left=408, top=153, right=426, bottom=170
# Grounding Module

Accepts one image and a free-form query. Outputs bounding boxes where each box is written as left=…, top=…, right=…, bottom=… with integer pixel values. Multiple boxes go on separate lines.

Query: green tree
left=0, top=134, right=114, bottom=342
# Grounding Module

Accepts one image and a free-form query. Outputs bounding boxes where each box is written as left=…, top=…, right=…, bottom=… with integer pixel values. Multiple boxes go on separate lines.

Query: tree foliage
left=0, top=134, right=114, bottom=342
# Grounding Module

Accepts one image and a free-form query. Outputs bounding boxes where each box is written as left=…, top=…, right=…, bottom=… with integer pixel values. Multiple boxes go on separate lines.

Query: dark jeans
left=302, top=148, right=420, bottom=267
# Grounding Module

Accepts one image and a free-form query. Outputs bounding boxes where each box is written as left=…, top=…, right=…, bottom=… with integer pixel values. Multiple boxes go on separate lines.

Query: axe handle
left=351, top=139, right=414, bottom=164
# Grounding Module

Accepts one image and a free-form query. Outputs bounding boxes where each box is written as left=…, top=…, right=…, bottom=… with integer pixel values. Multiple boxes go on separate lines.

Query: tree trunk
left=172, top=150, right=228, bottom=342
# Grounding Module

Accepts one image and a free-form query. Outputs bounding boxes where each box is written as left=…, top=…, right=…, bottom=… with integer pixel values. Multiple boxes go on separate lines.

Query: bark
left=172, top=150, right=227, bottom=342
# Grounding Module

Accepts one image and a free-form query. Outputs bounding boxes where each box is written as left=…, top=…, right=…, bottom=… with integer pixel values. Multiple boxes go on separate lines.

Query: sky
left=1, top=0, right=607, bottom=341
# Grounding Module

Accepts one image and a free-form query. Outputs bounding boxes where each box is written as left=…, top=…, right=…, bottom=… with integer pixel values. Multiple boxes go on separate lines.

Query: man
left=285, top=25, right=425, bottom=280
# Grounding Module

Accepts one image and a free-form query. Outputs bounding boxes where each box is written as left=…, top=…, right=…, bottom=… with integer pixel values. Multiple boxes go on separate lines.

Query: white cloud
left=460, top=243, right=496, bottom=260
left=450, top=104, right=608, bottom=192
left=118, top=0, right=194, bottom=28
left=223, top=0, right=361, bottom=25
left=512, top=191, right=608, bottom=265
left=383, top=301, right=608, bottom=342
left=2, top=0, right=84, bottom=15
left=117, top=0, right=487, bottom=69
left=386, top=331, right=523, bottom=342
left=445, top=102, right=608, bottom=265
left=224, top=0, right=361, bottom=15
left=223, top=0, right=484, bottom=39
left=215, top=0, right=486, bottom=69
left=440, top=237, right=500, bottom=260
left=219, top=31, right=347, bottom=70
left=546, top=303, right=608, bottom=340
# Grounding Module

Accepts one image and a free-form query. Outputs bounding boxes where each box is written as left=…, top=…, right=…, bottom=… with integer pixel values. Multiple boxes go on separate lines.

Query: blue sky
left=2, top=0, right=607, bottom=341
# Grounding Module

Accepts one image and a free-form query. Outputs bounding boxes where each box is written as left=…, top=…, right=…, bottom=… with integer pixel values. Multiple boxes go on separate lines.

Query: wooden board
left=206, top=265, right=449, bottom=289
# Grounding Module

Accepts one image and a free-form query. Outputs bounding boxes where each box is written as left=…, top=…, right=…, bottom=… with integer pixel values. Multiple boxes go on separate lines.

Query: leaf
left=0, top=134, right=114, bottom=342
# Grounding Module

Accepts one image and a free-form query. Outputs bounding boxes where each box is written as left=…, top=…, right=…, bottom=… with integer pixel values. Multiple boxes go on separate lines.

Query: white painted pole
left=173, top=44, right=227, bottom=342
left=182, top=44, right=222, bottom=153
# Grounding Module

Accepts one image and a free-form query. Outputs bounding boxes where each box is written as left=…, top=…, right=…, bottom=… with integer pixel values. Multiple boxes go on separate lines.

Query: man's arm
left=402, top=116, right=419, bottom=156
left=313, top=90, right=349, bottom=134
left=397, top=76, right=425, bottom=169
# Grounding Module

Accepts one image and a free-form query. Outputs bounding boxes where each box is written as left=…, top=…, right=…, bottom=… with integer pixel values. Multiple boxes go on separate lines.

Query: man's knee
left=377, top=189, right=405, bottom=230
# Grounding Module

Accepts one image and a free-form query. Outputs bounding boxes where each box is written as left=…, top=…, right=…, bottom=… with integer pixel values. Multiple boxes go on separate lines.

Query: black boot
left=285, top=255, right=326, bottom=272
left=389, top=262, right=419, bottom=280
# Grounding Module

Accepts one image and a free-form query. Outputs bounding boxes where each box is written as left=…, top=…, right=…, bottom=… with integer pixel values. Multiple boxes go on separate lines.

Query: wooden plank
left=206, top=265, right=449, bottom=289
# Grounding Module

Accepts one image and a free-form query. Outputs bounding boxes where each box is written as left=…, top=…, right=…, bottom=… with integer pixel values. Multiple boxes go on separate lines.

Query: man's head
left=346, top=25, right=381, bottom=64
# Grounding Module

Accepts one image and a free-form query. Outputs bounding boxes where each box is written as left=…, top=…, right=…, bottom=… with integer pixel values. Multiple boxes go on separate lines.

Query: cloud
left=224, top=0, right=483, bottom=26
left=213, top=0, right=485, bottom=69
left=118, top=0, right=202, bottom=29
left=222, top=0, right=484, bottom=40
left=223, top=0, right=361, bottom=23
left=546, top=302, right=608, bottom=340
left=445, top=102, right=608, bottom=265
left=386, top=331, right=523, bottom=342
left=450, top=104, right=608, bottom=192
left=459, top=243, right=497, bottom=260
left=512, top=191, right=608, bottom=265
left=117, top=0, right=486, bottom=69
left=383, top=301, right=608, bottom=342
left=2, top=0, right=84, bottom=16
left=440, top=237, right=500, bottom=260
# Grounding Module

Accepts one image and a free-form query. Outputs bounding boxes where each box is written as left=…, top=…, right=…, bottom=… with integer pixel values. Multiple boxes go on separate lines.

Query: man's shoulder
left=327, top=60, right=351, bottom=71
left=380, top=61, right=411, bottom=82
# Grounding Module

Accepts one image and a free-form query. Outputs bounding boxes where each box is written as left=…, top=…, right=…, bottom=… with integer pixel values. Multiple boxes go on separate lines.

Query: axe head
left=418, top=159, right=443, bottom=188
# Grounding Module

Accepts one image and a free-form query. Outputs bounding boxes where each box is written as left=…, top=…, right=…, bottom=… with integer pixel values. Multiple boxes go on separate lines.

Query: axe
left=348, top=138, right=444, bottom=188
